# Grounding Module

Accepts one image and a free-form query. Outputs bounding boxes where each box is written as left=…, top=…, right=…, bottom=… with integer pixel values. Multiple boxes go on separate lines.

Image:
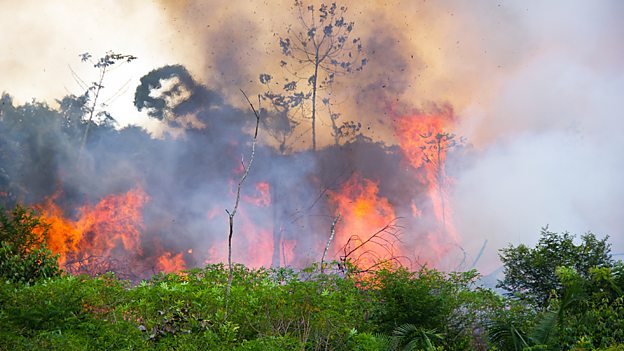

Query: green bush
left=0, top=205, right=60, bottom=285
left=235, top=335, right=303, bottom=350
left=346, top=332, right=390, bottom=351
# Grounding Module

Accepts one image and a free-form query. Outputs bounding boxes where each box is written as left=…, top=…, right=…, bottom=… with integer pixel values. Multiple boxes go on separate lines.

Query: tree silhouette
left=78, top=51, right=136, bottom=156
left=260, top=1, right=366, bottom=150
left=420, top=131, right=463, bottom=230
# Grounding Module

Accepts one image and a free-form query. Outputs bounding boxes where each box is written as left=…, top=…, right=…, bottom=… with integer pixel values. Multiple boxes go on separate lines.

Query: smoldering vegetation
left=0, top=63, right=462, bottom=279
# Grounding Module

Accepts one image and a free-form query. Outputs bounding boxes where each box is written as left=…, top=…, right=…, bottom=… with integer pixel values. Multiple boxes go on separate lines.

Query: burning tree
left=394, top=108, right=464, bottom=254
left=419, top=131, right=463, bottom=229
left=225, top=91, right=261, bottom=313
left=260, top=1, right=366, bottom=150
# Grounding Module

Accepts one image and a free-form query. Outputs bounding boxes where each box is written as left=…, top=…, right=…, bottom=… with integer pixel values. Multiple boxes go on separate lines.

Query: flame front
left=32, top=187, right=186, bottom=274
left=327, top=174, right=400, bottom=269
left=394, top=110, right=460, bottom=260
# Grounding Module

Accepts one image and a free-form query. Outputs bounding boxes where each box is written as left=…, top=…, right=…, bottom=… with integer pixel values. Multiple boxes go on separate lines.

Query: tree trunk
left=311, top=50, right=319, bottom=151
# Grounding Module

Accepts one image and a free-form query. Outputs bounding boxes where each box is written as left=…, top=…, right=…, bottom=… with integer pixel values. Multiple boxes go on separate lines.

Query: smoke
left=1, top=0, right=622, bottom=276
left=451, top=1, right=624, bottom=273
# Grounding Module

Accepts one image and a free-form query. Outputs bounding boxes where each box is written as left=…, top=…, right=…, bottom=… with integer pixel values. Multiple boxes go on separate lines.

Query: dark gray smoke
left=1, top=62, right=458, bottom=278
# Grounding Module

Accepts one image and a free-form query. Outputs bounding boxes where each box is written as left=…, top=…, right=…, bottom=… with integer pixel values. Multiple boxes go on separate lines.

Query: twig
left=225, top=90, right=261, bottom=315
left=342, top=219, right=399, bottom=260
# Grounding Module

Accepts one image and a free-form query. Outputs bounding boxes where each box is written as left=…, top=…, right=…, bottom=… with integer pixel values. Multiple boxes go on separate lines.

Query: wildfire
left=26, top=111, right=464, bottom=276
left=205, top=181, right=275, bottom=268
left=156, top=252, right=185, bottom=273
left=394, top=110, right=461, bottom=252
left=243, top=181, right=271, bottom=207
left=327, top=174, right=400, bottom=269
left=34, top=187, right=183, bottom=274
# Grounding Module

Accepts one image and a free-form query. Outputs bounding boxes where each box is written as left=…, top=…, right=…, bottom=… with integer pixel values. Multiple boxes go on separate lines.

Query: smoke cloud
left=0, top=1, right=622, bottom=276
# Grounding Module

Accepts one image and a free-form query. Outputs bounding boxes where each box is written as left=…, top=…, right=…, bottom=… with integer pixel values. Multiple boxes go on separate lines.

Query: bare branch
left=320, top=214, right=341, bottom=274
left=225, top=89, right=261, bottom=315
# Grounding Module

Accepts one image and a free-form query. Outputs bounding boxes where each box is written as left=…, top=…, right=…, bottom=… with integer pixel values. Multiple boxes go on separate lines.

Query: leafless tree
left=320, top=214, right=341, bottom=274
left=420, top=132, right=464, bottom=229
left=77, top=51, right=136, bottom=158
left=260, top=1, right=366, bottom=150
left=224, top=90, right=261, bottom=314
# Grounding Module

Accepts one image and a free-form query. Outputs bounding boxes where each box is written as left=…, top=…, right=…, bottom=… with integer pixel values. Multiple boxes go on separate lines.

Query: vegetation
left=0, top=205, right=60, bottom=285
left=260, top=1, right=366, bottom=150
left=0, top=2, right=621, bottom=350
left=0, top=207, right=622, bottom=350
left=497, top=227, right=613, bottom=308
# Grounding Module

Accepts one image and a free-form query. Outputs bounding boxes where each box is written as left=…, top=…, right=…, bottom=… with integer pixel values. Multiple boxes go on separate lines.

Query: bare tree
left=420, top=132, right=464, bottom=229
left=224, top=90, right=261, bottom=314
left=261, top=1, right=366, bottom=150
left=77, top=51, right=136, bottom=157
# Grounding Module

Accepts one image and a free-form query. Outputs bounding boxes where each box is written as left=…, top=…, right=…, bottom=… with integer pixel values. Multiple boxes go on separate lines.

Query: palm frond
left=393, top=323, right=442, bottom=351
left=486, top=320, right=530, bottom=351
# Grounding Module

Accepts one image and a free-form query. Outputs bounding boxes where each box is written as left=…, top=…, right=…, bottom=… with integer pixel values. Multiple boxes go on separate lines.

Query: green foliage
left=497, top=227, right=612, bottom=308
left=369, top=267, right=496, bottom=350
left=0, top=205, right=60, bottom=284
left=0, top=263, right=509, bottom=350
left=492, top=228, right=623, bottom=350
left=0, top=274, right=146, bottom=350
left=0, top=235, right=619, bottom=351
left=392, top=323, right=443, bottom=351
left=236, top=336, right=303, bottom=350
left=346, top=332, right=391, bottom=351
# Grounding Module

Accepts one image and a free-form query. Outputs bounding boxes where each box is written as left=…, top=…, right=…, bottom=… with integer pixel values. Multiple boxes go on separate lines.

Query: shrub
left=0, top=205, right=60, bottom=285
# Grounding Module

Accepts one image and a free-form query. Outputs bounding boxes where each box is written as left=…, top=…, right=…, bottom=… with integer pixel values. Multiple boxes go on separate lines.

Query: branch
left=320, top=214, right=341, bottom=274
left=342, top=219, right=399, bottom=259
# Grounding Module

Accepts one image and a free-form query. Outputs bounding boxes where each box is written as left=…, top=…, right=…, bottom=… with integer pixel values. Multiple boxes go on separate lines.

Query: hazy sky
left=2, top=0, right=622, bottom=272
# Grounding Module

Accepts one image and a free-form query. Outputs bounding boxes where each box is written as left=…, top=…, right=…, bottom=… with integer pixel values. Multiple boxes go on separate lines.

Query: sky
left=1, top=0, right=622, bottom=273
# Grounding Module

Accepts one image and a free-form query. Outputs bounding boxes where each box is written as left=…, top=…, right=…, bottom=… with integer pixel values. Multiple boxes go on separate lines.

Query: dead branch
left=320, top=214, right=341, bottom=274
left=338, top=219, right=409, bottom=273
left=225, top=90, right=261, bottom=315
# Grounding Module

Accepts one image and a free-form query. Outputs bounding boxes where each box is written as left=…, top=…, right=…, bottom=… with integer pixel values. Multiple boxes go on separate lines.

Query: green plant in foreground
left=0, top=205, right=60, bottom=285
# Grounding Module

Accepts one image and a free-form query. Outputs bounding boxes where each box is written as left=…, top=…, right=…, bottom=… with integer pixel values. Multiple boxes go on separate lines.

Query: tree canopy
left=497, top=227, right=613, bottom=308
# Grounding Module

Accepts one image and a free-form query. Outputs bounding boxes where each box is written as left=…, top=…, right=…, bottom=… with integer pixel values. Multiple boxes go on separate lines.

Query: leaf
left=324, top=25, right=333, bottom=36
left=283, top=81, right=297, bottom=92
left=259, top=74, right=272, bottom=84
left=279, top=38, right=292, bottom=56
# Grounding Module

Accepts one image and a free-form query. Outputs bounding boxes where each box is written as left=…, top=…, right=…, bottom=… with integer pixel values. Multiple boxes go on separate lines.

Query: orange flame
left=35, top=187, right=149, bottom=267
left=156, top=252, right=185, bottom=273
left=204, top=207, right=274, bottom=268
left=327, top=174, right=400, bottom=269
left=243, top=181, right=271, bottom=207
left=394, top=111, right=460, bottom=255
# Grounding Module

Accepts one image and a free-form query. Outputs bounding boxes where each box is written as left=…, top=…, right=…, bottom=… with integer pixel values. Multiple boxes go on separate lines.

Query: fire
left=394, top=110, right=460, bottom=250
left=327, top=174, right=400, bottom=269
left=243, top=181, right=271, bottom=207
left=35, top=187, right=149, bottom=268
left=204, top=204, right=274, bottom=268
left=229, top=206, right=274, bottom=267
left=156, top=252, right=185, bottom=273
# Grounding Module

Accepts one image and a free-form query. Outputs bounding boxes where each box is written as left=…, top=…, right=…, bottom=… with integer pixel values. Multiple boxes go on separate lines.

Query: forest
left=1, top=1, right=623, bottom=350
